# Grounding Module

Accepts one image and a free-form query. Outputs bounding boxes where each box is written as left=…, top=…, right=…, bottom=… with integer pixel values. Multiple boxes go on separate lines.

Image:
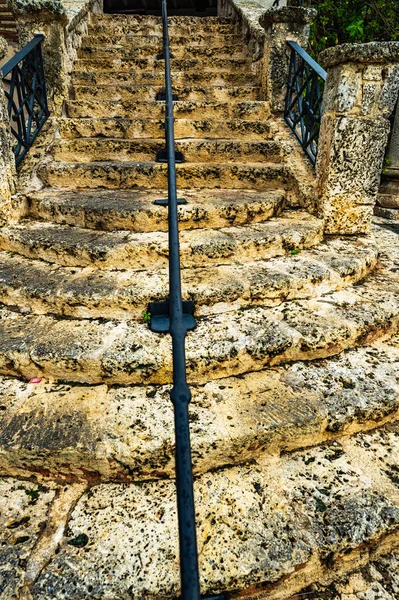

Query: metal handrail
left=284, top=40, right=326, bottom=165
left=151, top=1, right=201, bottom=598
left=1, top=34, right=49, bottom=167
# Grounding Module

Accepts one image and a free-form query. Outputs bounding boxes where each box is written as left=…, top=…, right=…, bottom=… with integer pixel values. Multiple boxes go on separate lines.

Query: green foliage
left=142, top=309, right=151, bottom=323
left=304, top=0, right=399, bottom=58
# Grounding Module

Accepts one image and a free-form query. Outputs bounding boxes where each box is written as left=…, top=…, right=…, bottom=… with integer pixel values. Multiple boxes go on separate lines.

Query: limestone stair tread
left=77, top=42, right=246, bottom=59
left=4, top=409, right=399, bottom=599
left=35, top=423, right=399, bottom=597
left=28, top=188, right=285, bottom=231
left=39, top=160, right=290, bottom=189
left=52, top=137, right=287, bottom=163
left=71, top=83, right=262, bottom=101
left=71, top=71, right=258, bottom=87
left=0, top=211, right=322, bottom=269
left=57, top=117, right=272, bottom=141
left=0, top=237, right=377, bottom=319
left=73, top=56, right=250, bottom=71
left=0, top=274, right=397, bottom=385
left=64, top=99, right=271, bottom=120
left=0, top=332, right=397, bottom=483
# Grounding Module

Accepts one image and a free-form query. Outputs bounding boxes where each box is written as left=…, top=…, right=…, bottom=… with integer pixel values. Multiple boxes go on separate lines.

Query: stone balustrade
left=316, top=42, right=399, bottom=234
left=9, top=0, right=102, bottom=114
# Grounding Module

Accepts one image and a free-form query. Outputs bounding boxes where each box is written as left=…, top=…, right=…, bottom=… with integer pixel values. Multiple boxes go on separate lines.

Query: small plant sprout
left=291, top=249, right=301, bottom=255
left=142, top=309, right=151, bottom=323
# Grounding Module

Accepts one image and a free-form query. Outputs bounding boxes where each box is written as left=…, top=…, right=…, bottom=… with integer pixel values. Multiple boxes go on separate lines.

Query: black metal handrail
left=148, top=2, right=201, bottom=598
left=1, top=34, right=49, bottom=167
left=284, top=40, right=327, bottom=165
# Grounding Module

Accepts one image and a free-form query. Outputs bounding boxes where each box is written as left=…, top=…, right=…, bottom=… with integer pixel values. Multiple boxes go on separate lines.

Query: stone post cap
left=0, top=36, right=7, bottom=61
left=320, top=41, right=399, bottom=68
left=9, top=0, right=68, bottom=22
left=259, top=6, right=316, bottom=29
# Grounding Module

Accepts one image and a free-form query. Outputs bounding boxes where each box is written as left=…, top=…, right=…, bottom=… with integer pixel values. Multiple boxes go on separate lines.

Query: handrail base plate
left=149, top=300, right=196, bottom=333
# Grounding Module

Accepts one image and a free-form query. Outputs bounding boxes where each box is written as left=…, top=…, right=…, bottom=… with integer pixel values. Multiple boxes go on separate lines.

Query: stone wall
left=316, top=42, right=399, bottom=234
left=0, top=35, right=16, bottom=224
left=9, top=0, right=102, bottom=114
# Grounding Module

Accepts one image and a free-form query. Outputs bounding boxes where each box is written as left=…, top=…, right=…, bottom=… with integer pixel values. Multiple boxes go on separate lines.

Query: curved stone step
left=0, top=279, right=396, bottom=384
left=72, top=83, right=261, bottom=102
left=57, top=117, right=271, bottom=141
left=28, top=421, right=399, bottom=599
left=74, top=56, right=248, bottom=73
left=28, top=188, right=285, bottom=232
left=72, top=69, right=256, bottom=87
left=78, top=42, right=245, bottom=60
left=0, top=212, right=322, bottom=269
left=64, top=99, right=270, bottom=121
left=52, top=138, right=286, bottom=164
left=0, top=237, right=377, bottom=319
left=39, top=161, right=289, bottom=190
left=0, top=333, right=396, bottom=482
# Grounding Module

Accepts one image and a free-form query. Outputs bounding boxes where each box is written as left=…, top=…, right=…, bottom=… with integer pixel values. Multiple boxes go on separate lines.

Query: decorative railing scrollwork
left=1, top=34, right=49, bottom=167
left=284, top=40, right=327, bottom=165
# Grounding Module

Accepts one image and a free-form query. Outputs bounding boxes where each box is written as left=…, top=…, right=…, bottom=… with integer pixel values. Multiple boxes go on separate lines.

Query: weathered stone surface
left=317, top=116, right=390, bottom=234
left=0, top=212, right=323, bottom=268
left=291, top=551, right=399, bottom=600
left=0, top=36, right=8, bottom=60
left=0, top=235, right=376, bottom=319
left=0, top=478, right=58, bottom=598
left=316, top=42, right=399, bottom=234
left=320, top=41, right=399, bottom=68
left=0, top=330, right=398, bottom=482
left=65, top=98, right=270, bottom=120
left=29, top=188, right=284, bottom=231
left=259, top=6, right=316, bottom=112
left=0, top=268, right=396, bottom=385
left=29, top=425, right=399, bottom=599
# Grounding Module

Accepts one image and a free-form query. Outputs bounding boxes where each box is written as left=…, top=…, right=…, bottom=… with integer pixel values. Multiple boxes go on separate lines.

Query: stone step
left=57, top=117, right=271, bottom=140
left=73, top=56, right=249, bottom=73
left=78, top=41, right=245, bottom=60
left=0, top=211, right=322, bottom=269
left=64, top=99, right=270, bottom=121
left=0, top=275, right=396, bottom=384
left=28, top=188, right=285, bottom=232
left=39, top=161, right=290, bottom=190
left=71, top=83, right=261, bottom=102
left=71, top=69, right=257, bottom=87
left=85, top=31, right=242, bottom=46
left=52, top=138, right=286, bottom=164
left=0, top=237, right=377, bottom=319
left=0, top=328, right=394, bottom=482
left=89, top=16, right=234, bottom=37
left=21, top=420, right=399, bottom=599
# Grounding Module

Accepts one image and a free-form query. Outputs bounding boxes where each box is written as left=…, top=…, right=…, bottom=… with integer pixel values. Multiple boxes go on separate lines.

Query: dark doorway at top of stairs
left=103, top=0, right=217, bottom=16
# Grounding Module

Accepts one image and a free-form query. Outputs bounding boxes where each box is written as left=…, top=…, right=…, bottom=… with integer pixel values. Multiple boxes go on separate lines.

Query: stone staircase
left=1, top=13, right=399, bottom=600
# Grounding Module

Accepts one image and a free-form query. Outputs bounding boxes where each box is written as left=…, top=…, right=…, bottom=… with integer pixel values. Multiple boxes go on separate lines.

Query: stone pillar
left=10, top=0, right=68, bottom=114
left=376, top=98, right=399, bottom=217
left=259, top=7, right=316, bottom=113
left=316, top=42, right=399, bottom=234
left=0, top=36, right=17, bottom=224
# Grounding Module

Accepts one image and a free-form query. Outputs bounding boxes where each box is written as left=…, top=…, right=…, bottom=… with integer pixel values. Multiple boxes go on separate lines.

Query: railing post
left=0, top=36, right=16, bottom=225
left=9, top=0, right=68, bottom=113
left=315, top=42, right=399, bottom=234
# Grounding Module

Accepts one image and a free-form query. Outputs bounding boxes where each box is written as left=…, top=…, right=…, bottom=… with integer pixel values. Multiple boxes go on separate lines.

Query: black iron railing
left=1, top=34, right=49, bottom=167
left=148, top=1, right=202, bottom=598
left=284, top=40, right=327, bottom=165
